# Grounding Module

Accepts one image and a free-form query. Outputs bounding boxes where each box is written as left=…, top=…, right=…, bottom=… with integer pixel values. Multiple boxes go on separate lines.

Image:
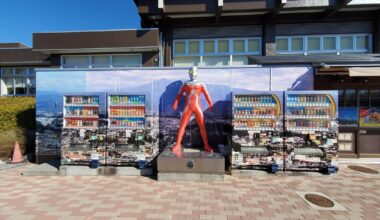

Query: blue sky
left=0, top=0, right=141, bottom=46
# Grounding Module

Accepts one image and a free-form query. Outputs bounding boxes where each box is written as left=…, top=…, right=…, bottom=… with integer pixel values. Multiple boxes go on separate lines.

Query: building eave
left=33, top=46, right=160, bottom=55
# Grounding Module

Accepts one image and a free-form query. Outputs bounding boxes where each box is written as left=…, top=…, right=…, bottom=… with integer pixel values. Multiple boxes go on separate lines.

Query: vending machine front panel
left=61, top=93, right=107, bottom=165
left=284, top=91, right=339, bottom=171
left=106, top=93, right=155, bottom=166
left=231, top=91, right=284, bottom=170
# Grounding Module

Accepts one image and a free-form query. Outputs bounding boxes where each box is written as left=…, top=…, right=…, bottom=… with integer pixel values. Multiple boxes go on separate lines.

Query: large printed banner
left=36, top=67, right=313, bottom=162
left=360, top=108, right=380, bottom=128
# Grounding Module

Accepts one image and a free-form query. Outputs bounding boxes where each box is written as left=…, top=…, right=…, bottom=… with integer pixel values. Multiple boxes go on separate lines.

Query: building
left=0, top=29, right=160, bottom=96
left=1, top=0, right=380, bottom=158
left=134, top=0, right=380, bottom=158
left=0, top=43, right=49, bottom=96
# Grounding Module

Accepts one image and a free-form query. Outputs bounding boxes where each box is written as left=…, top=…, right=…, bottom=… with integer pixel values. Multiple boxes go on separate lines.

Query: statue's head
left=188, top=66, right=198, bottom=80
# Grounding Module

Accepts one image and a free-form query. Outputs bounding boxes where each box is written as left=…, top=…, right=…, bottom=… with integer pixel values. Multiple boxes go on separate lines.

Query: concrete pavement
left=0, top=163, right=379, bottom=220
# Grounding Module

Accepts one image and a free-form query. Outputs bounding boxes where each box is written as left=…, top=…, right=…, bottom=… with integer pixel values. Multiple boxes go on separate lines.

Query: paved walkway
left=0, top=164, right=379, bottom=220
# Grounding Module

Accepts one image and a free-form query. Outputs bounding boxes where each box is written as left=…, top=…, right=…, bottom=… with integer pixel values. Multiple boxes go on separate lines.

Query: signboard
left=360, top=108, right=380, bottom=128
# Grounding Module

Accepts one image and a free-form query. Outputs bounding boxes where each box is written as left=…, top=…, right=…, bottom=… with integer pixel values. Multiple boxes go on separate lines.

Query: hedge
left=0, top=97, right=35, bottom=160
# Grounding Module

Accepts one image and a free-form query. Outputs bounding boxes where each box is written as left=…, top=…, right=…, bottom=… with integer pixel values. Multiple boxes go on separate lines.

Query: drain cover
left=348, top=165, right=379, bottom=174
left=304, top=194, right=334, bottom=208
left=297, top=192, right=346, bottom=210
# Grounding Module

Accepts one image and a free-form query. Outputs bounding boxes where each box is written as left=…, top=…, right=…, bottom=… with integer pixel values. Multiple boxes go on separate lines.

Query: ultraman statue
left=172, top=66, right=214, bottom=156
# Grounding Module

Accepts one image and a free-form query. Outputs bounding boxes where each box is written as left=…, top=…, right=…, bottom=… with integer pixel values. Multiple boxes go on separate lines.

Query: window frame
left=111, top=54, right=143, bottom=68
left=173, top=41, right=187, bottom=56
left=290, top=36, right=305, bottom=52
left=275, top=33, right=372, bottom=55
left=359, top=89, right=380, bottom=109
left=61, top=54, right=143, bottom=68
left=91, top=55, right=112, bottom=68
left=307, top=36, right=323, bottom=52
left=61, top=55, right=91, bottom=68
left=173, top=37, right=262, bottom=67
left=321, top=36, right=338, bottom=53
left=0, top=67, right=35, bottom=96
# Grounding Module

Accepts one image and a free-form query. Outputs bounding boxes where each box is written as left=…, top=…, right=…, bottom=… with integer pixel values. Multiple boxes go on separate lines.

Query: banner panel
left=36, top=67, right=313, bottom=165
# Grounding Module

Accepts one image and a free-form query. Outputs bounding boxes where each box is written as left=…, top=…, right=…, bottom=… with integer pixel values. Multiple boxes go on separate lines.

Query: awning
left=349, top=67, right=380, bottom=77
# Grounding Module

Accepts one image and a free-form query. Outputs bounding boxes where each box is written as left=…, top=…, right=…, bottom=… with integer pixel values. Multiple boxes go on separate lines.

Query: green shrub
left=0, top=97, right=35, bottom=160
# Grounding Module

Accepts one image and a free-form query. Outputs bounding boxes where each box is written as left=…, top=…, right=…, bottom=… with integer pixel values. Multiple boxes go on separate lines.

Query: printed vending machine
left=284, top=91, right=339, bottom=172
left=106, top=94, right=152, bottom=166
left=61, top=94, right=107, bottom=165
left=231, top=92, right=284, bottom=171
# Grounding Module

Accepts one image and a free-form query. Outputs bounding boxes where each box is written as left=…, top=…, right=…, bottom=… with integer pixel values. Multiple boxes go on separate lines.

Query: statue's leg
left=193, top=107, right=213, bottom=152
left=172, top=107, right=192, bottom=152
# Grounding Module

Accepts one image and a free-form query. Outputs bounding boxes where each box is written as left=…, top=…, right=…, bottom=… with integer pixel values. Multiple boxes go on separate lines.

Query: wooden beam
left=165, top=10, right=377, bottom=28
left=266, top=0, right=287, bottom=21
left=215, top=0, right=224, bottom=23
left=262, top=22, right=276, bottom=56
left=157, top=0, right=167, bottom=25
left=322, top=0, right=352, bottom=19
left=158, top=0, right=164, bottom=11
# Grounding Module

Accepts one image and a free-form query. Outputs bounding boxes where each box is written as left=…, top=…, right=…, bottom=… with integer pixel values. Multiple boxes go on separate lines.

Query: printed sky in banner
left=271, top=67, right=314, bottom=91
left=37, top=71, right=87, bottom=92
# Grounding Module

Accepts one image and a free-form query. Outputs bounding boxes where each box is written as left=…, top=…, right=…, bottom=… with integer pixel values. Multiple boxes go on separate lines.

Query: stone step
left=22, top=163, right=59, bottom=176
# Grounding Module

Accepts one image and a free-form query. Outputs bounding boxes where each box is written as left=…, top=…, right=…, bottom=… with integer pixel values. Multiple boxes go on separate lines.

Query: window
left=173, top=57, right=200, bottom=67
left=248, top=39, right=260, bottom=52
left=276, top=34, right=371, bottom=55
left=173, top=37, right=261, bottom=66
left=308, top=37, right=321, bottom=51
left=340, top=89, right=357, bottom=108
left=204, top=40, right=215, bottom=54
left=174, top=41, right=186, bottom=55
left=15, top=67, right=26, bottom=75
left=233, top=40, right=245, bottom=53
left=276, top=38, right=288, bottom=51
left=345, top=89, right=357, bottom=107
left=15, top=76, right=26, bottom=94
left=356, top=36, right=369, bottom=50
left=359, top=90, right=369, bottom=108
left=338, top=89, right=358, bottom=127
left=370, top=90, right=380, bottom=108
left=358, top=90, right=380, bottom=127
left=232, top=56, right=248, bottom=65
left=188, top=41, right=200, bottom=54
left=217, top=40, right=229, bottom=53
left=291, top=38, right=303, bottom=51
left=338, top=142, right=353, bottom=151
left=62, top=56, right=89, bottom=68
left=112, top=55, right=141, bottom=67
left=203, top=56, right=229, bottom=66
left=323, top=37, right=336, bottom=50
left=28, top=68, right=36, bottom=95
left=0, top=67, right=36, bottom=96
left=338, top=132, right=354, bottom=151
left=3, top=75, right=14, bottom=95
left=92, top=55, right=110, bottom=68
left=2, top=68, right=13, bottom=75
left=340, top=36, right=354, bottom=50
left=61, top=54, right=142, bottom=68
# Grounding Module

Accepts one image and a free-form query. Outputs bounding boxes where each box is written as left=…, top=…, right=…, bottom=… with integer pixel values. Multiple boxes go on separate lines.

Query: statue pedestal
left=157, top=148, right=225, bottom=181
